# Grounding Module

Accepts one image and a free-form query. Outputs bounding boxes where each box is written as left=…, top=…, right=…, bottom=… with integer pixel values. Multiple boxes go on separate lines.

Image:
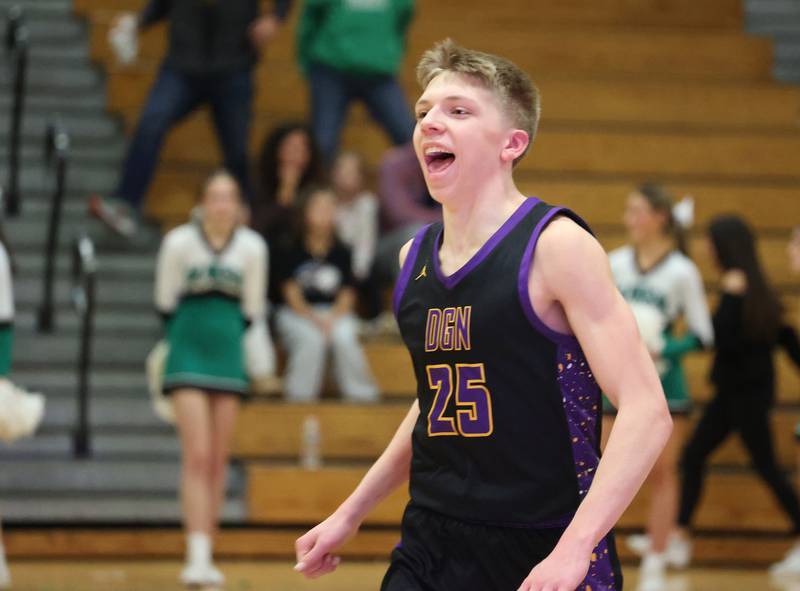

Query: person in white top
left=332, top=151, right=379, bottom=281
left=608, top=184, right=713, bottom=591
left=0, top=231, right=45, bottom=590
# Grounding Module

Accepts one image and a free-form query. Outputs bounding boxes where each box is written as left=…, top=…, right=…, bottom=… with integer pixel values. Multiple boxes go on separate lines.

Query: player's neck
left=439, top=176, right=526, bottom=258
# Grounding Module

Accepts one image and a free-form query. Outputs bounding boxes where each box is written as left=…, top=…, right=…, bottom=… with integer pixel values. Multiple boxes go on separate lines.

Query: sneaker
left=180, top=562, right=207, bottom=587
left=626, top=533, right=691, bottom=569
left=180, top=562, right=225, bottom=588
left=626, top=533, right=650, bottom=557
left=88, top=194, right=137, bottom=238
left=770, top=543, right=800, bottom=577
left=637, top=553, right=666, bottom=591
left=0, top=554, right=10, bottom=589
left=665, top=534, right=691, bottom=570
left=204, top=564, right=225, bottom=587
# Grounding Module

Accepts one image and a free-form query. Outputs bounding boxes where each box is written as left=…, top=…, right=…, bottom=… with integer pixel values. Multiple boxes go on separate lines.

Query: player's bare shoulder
left=399, top=238, right=415, bottom=269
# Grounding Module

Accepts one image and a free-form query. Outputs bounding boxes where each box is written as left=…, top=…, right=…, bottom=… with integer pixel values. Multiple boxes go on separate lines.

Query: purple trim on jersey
left=392, top=224, right=433, bottom=318
left=557, top=341, right=618, bottom=590
left=432, top=198, right=540, bottom=290
left=517, top=206, right=579, bottom=345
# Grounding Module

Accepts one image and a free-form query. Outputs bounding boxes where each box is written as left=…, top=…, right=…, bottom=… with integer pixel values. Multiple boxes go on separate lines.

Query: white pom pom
left=672, top=196, right=695, bottom=230
left=628, top=302, right=668, bottom=376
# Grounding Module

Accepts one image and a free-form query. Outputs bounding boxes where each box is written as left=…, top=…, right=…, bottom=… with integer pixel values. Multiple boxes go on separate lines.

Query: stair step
left=14, top=309, right=160, bottom=335
left=15, top=251, right=155, bottom=280
left=0, top=432, right=179, bottom=459
left=0, top=496, right=246, bottom=524
left=39, top=395, right=162, bottom=430
left=11, top=369, right=149, bottom=398
left=0, top=459, right=245, bottom=494
left=1, top=111, right=119, bottom=138
left=6, top=214, right=160, bottom=249
left=11, top=333, right=157, bottom=368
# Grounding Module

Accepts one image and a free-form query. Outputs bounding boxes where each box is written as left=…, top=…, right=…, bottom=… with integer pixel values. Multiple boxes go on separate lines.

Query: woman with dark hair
left=252, top=122, right=324, bottom=247
left=252, top=123, right=325, bottom=305
left=155, top=170, right=272, bottom=587
left=675, top=215, right=800, bottom=577
left=608, top=184, right=713, bottom=591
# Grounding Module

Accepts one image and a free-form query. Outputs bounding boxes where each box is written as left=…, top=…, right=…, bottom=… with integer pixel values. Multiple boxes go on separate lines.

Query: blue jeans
left=117, top=64, right=254, bottom=211
left=309, top=62, right=415, bottom=165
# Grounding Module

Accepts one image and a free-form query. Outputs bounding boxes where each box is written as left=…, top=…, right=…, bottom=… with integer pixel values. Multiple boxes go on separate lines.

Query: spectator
left=275, top=186, right=379, bottom=403
left=252, top=122, right=325, bottom=304
left=374, top=143, right=441, bottom=285
left=252, top=122, right=325, bottom=249
left=155, top=170, right=272, bottom=587
left=676, top=215, right=800, bottom=578
left=0, top=226, right=45, bottom=590
left=608, top=185, right=713, bottom=591
left=297, top=0, right=416, bottom=164
left=331, top=151, right=380, bottom=316
left=91, top=0, right=292, bottom=237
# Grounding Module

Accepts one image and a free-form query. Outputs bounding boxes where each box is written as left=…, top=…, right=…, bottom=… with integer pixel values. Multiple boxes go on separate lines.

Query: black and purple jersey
left=392, top=197, right=618, bottom=590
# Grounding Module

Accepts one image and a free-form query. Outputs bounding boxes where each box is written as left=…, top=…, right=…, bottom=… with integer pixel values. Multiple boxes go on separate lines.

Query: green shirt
left=297, top=0, right=414, bottom=77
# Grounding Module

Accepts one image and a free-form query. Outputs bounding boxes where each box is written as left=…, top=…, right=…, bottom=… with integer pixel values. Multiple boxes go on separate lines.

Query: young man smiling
left=293, top=39, right=671, bottom=591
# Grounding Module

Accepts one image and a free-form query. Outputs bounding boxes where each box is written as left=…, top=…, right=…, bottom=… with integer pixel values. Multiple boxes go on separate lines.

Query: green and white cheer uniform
left=155, top=223, right=268, bottom=396
left=609, top=246, right=714, bottom=414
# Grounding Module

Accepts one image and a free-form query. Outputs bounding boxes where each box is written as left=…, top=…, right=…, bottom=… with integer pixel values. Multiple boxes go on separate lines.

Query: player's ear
left=501, top=129, right=529, bottom=164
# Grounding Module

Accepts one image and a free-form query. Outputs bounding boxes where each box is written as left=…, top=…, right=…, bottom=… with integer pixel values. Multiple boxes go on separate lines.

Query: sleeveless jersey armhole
left=392, top=224, right=433, bottom=317
left=517, top=207, right=594, bottom=345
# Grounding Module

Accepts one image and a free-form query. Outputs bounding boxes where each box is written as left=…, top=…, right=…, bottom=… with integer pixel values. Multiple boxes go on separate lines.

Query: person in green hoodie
left=297, top=0, right=416, bottom=165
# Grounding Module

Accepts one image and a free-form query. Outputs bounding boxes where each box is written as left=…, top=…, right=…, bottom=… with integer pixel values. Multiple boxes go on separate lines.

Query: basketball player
left=294, top=39, right=672, bottom=591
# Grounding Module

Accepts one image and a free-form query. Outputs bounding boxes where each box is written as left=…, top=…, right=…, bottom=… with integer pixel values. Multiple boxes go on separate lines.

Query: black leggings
left=678, top=394, right=800, bottom=533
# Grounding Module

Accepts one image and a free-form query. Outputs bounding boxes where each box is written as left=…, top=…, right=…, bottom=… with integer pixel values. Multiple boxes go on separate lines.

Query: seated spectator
left=252, top=122, right=324, bottom=303
left=297, top=0, right=416, bottom=164
left=275, top=187, right=379, bottom=403
left=90, top=0, right=291, bottom=238
left=331, top=151, right=380, bottom=317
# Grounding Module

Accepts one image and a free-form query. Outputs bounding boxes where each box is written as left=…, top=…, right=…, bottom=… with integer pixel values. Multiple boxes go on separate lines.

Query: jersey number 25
left=426, top=363, right=494, bottom=437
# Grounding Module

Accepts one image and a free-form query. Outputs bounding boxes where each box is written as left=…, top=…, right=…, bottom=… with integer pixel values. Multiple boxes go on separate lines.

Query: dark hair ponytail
left=637, top=183, right=689, bottom=257
left=709, top=215, right=782, bottom=342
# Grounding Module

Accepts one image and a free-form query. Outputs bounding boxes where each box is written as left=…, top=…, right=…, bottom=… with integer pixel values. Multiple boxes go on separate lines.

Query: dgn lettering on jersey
left=425, top=306, right=472, bottom=352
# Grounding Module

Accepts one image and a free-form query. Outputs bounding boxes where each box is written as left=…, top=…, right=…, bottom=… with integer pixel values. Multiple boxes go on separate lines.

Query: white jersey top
left=155, top=223, right=274, bottom=377
left=0, top=243, right=13, bottom=324
left=609, top=246, right=713, bottom=348
left=156, top=223, right=267, bottom=321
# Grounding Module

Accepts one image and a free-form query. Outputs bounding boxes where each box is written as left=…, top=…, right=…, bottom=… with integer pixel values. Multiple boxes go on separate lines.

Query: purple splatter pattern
left=557, top=342, right=618, bottom=591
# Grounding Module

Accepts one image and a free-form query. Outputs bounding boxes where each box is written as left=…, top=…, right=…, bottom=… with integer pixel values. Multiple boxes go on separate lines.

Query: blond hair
left=416, top=39, right=540, bottom=163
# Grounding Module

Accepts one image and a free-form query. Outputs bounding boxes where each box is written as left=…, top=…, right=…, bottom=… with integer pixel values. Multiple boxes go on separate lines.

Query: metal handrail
left=71, top=233, right=97, bottom=458
left=36, top=122, right=69, bottom=333
left=4, top=6, right=29, bottom=217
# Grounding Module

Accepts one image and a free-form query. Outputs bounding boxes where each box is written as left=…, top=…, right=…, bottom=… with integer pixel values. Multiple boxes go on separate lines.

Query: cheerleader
left=155, top=170, right=271, bottom=587
left=608, top=184, right=713, bottom=591
left=0, top=226, right=45, bottom=589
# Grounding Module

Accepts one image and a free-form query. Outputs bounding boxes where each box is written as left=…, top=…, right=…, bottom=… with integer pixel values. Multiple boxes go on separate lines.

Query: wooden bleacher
left=63, top=0, right=800, bottom=565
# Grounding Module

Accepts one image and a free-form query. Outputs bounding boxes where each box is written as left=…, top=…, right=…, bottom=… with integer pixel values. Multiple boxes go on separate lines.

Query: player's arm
left=520, top=218, right=671, bottom=590
left=295, top=239, right=418, bottom=579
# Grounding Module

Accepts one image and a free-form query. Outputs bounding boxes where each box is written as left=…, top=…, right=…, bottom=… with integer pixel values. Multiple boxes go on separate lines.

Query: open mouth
left=424, top=148, right=456, bottom=175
